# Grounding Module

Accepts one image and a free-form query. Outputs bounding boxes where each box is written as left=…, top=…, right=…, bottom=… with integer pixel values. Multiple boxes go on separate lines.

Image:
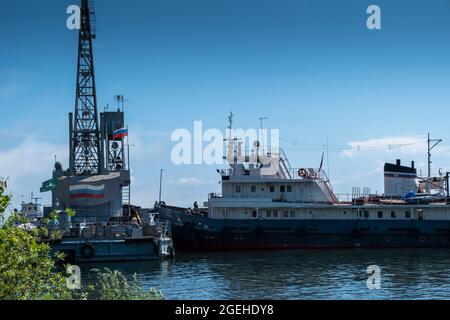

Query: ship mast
left=70, top=0, right=103, bottom=176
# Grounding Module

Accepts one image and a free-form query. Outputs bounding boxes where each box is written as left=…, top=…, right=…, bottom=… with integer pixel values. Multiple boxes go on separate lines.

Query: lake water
left=81, top=249, right=450, bottom=300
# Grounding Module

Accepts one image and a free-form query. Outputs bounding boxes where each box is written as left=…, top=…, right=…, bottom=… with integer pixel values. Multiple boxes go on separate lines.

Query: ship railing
left=220, top=169, right=232, bottom=177
left=209, top=193, right=222, bottom=199
left=220, top=167, right=327, bottom=180
left=289, top=168, right=327, bottom=181
left=62, top=221, right=142, bottom=239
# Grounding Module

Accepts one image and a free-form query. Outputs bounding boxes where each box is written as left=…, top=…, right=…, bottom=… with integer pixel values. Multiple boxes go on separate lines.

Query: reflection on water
left=81, top=249, right=450, bottom=300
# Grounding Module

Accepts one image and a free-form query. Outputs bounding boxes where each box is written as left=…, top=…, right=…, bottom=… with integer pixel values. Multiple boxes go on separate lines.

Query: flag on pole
left=40, top=178, right=56, bottom=193
left=113, top=128, right=128, bottom=140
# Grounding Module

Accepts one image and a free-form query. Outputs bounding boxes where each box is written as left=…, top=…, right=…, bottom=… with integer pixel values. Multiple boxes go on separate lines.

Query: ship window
left=290, top=211, right=295, bottom=218
left=252, top=210, right=257, bottom=218
left=405, top=210, right=411, bottom=218
left=251, top=185, right=256, bottom=192
left=418, top=209, right=424, bottom=220
left=280, top=185, right=286, bottom=193
left=287, top=185, right=292, bottom=192
left=267, top=211, right=272, bottom=218
left=273, top=211, right=278, bottom=218
left=364, top=210, right=369, bottom=219
left=269, top=186, right=275, bottom=192
left=377, top=211, right=383, bottom=219
left=391, top=211, right=396, bottom=218
left=284, top=211, right=288, bottom=218
left=235, top=186, right=241, bottom=193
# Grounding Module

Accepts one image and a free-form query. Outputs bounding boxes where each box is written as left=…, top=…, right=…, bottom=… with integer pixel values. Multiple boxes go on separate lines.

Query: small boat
left=43, top=209, right=175, bottom=263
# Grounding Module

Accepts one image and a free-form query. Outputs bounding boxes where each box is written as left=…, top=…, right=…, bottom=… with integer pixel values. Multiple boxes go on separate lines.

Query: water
left=81, top=249, right=450, bottom=300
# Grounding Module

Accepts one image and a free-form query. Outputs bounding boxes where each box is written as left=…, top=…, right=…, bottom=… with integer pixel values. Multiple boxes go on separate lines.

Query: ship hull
left=48, top=237, right=161, bottom=263
left=157, top=206, right=450, bottom=251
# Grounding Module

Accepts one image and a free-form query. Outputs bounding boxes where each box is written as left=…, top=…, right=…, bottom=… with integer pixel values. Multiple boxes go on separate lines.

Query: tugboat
left=157, top=115, right=450, bottom=250
left=37, top=0, right=174, bottom=263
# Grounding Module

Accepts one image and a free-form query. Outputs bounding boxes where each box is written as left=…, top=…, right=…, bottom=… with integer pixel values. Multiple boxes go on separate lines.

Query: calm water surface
left=81, top=249, right=450, bottom=300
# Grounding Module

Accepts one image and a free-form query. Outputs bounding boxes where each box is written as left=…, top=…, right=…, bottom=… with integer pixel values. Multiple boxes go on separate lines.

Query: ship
left=36, top=0, right=174, bottom=263
left=157, top=114, right=450, bottom=250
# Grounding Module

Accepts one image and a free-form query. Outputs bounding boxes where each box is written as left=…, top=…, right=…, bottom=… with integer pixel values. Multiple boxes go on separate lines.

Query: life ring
left=298, top=168, right=307, bottom=178
left=80, top=243, right=94, bottom=259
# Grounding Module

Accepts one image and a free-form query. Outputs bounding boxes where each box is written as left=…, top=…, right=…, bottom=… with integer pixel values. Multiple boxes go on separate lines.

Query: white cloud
left=332, top=160, right=384, bottom=186
left=171, top=177, right=212, bottom=186
left=340, top=135, right=433, bottom=158
left=0, top=136, right=67, bottom=208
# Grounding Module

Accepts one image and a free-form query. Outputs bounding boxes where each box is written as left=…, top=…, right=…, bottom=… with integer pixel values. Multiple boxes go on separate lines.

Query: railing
left=220, top=167, right=326, bottom=180
left=59, top=221, right=143, bottom=239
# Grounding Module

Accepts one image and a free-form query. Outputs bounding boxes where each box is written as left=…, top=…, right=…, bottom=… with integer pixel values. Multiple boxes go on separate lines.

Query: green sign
left=40, top=178, right=56, bottom=193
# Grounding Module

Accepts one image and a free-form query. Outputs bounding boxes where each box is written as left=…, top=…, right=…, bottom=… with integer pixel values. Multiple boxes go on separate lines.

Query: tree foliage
left=85, top=268, right=165, bottom=300
left=0, top=179, right=165, bottom=300
left=0, top=180, right=71, bottom=300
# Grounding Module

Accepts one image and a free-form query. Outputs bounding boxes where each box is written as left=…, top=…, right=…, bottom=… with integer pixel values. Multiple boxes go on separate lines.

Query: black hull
left=158, top=206, right=450, bottom=251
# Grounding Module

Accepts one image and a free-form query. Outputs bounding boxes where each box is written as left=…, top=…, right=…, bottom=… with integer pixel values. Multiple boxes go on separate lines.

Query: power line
left=280, top=137, right=425, bottom=153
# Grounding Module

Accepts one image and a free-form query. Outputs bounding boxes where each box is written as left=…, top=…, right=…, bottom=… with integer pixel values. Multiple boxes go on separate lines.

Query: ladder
left=280, top=148, right=293, bottom=179
left=122, top=185, right=131, bottom=215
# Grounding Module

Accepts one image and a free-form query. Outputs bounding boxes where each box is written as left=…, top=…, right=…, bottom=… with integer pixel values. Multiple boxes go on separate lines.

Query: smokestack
left=411, top=161, right=415, bottom=169
left=396, top=159, right=401, bottom=166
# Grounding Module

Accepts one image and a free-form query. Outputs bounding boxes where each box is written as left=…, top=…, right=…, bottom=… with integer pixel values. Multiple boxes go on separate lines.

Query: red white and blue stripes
left=69, top=184, right=105, bottom=199
left=113, top=128, right=128, bottom=140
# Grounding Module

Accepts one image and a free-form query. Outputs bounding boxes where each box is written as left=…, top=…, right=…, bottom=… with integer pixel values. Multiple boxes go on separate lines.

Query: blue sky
left=1, top=0, right=450, bottom=209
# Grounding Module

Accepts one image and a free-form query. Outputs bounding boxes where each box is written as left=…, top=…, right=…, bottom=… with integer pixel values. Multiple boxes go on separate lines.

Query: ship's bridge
left=217, top=147, right=338, bottom=204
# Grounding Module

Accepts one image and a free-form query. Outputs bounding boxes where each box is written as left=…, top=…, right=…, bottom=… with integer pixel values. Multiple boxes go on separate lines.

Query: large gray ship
left=157, top=114, right=450, bottom=251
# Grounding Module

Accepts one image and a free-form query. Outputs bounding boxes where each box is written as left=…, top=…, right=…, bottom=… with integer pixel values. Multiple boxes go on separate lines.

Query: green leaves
left=84, top=268, right=165, bottom=300
left=0, top=225, right=72, bottom=300
left=0, top=179, right=165, bottom=300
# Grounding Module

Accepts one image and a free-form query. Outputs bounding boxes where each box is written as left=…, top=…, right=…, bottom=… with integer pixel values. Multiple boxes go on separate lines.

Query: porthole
left=420, top=236, right=426, bottom=242
left=332, top=236, right=338, bottom=242
left=441, top=236, right=447, bottom=242
left=386, top=236, right=391, bottom=242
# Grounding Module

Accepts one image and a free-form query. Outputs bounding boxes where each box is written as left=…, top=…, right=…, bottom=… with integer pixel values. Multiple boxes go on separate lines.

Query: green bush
left=0, top=179, right=164, bottom=300
left=84, top=268, right=165, bottom=300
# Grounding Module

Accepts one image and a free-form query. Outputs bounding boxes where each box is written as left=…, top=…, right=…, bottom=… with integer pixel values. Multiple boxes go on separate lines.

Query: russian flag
left=69, top=184, right=105, bottom=199
left=113, top=127, right=128, bottom=140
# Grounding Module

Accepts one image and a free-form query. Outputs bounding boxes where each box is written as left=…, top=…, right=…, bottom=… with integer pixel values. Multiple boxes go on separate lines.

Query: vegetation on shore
left=0, top=179, right=165, bottom=300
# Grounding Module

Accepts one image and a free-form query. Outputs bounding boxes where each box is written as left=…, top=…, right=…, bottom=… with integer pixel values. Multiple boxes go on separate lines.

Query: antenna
left=115, top=95, right=125, bottom=112
left=227, top=112, right=234, bottom=140
left=427, top=133, right=442, bottom=177
left=159, top=169, right=164, bottom=203
left=259, top=117, right=268, bottom=148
